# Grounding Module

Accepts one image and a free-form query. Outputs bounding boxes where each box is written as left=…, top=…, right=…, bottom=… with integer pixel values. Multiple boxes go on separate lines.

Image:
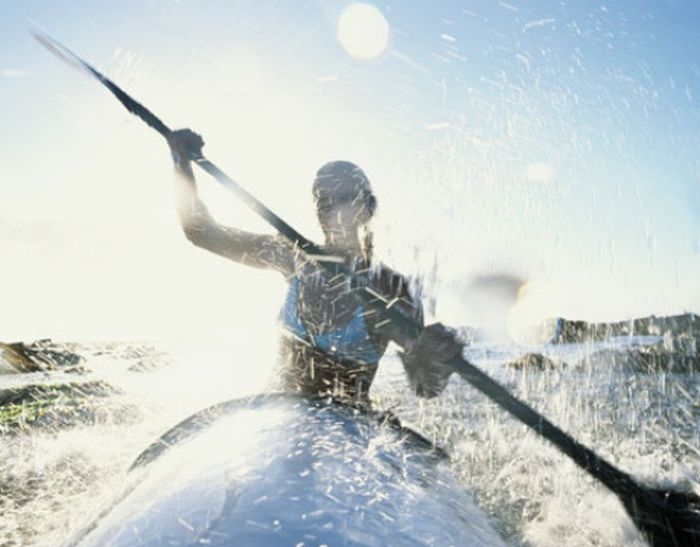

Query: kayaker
left=168, top=129, right=461, bottom=402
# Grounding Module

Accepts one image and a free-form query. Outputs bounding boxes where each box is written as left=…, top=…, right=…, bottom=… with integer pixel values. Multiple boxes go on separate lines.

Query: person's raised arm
left=167, top=129, right=295, bottom=274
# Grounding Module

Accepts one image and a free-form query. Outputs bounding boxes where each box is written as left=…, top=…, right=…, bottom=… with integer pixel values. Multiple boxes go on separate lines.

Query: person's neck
left=323, top=234, right=370, bottom=265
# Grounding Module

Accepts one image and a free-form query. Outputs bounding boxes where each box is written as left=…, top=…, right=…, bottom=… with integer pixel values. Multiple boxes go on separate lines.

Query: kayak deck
left=69, top=393, right=504, bottom=546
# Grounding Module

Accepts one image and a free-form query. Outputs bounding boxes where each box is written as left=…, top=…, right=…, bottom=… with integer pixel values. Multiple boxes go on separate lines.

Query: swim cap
left=313, top=161, right=376, bottom=216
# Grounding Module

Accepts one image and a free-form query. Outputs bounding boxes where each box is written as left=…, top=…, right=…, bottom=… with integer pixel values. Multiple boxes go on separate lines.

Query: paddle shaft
left=194, top=159, right=323, bottom=256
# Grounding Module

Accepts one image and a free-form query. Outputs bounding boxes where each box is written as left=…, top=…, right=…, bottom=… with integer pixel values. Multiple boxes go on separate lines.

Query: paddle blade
left=32, top=30, right=171, bottom=138
left=32, top=30, right=93, bottom=77
left=624, top=487, right=700, bottom=546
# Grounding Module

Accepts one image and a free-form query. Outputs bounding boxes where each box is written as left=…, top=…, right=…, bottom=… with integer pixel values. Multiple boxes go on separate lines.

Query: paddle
left=34, top=30, right=700, bottom=546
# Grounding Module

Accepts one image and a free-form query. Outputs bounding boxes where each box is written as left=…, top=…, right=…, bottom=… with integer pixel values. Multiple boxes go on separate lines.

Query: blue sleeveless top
left=279, top=276, right=381, bottom=365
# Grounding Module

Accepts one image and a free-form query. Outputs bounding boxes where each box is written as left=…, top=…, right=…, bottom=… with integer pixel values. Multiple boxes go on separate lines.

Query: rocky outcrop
left=0, top=340, right=84, bottom=374
left=506, top=353, right=563, bottom=370
left=578, top=344, right=700, bottom=373
left=0, top=343, right=39, bottom=373
left=0, top=381, right=118, bottom=407
left=0, top=381, right=137, bottom=432
left=542, top=313, right=700, bottom=345
left=536, top=313, right=700, bottom=373
left=91, top=342, right=171, bottom=372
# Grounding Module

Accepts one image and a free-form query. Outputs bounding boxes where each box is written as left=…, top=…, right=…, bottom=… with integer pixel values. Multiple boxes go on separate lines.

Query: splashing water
left=2, top=1, right=699, bottom=545
left=1, top=335, right=698, bottom=546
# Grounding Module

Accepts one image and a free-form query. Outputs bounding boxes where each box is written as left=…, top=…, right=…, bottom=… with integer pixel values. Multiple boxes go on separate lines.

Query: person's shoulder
left=369, top=262, right=424, bottom=323
left=371, top=262, right=414, bottom=300
left=263, top=234, right=302, bottom=277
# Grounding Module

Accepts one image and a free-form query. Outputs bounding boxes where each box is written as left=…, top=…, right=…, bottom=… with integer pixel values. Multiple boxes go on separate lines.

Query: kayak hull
left=69, top=394, right=504, bottom=546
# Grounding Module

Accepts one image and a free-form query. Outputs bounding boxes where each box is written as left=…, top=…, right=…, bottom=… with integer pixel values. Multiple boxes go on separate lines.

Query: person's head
left=312, top=161, right=377, bottom=254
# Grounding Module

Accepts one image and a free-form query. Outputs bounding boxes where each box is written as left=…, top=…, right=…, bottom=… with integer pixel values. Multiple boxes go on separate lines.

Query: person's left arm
left=400, top=322, right=462, bottom=398
left=372, top=268, right=460, bottom=398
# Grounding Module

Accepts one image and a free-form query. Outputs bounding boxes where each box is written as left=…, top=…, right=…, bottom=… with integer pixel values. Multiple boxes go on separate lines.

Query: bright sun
left=337, top=3, right=390, bottom=60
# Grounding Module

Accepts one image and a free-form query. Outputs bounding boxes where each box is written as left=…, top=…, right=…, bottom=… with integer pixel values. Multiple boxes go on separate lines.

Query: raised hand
left=167, top=128, right=205, bottom=164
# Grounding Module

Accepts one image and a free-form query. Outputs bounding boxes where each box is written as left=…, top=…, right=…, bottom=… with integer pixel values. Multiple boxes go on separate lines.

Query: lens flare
left=337, top=3, right=390, bottom=60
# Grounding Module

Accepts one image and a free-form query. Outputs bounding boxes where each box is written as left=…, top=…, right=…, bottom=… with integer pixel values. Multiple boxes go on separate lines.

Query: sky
left=1, top=0, right=699, bottom=342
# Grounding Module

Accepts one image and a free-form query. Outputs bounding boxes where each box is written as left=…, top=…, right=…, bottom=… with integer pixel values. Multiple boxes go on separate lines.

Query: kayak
left=67, top=393, right=505, bottom=546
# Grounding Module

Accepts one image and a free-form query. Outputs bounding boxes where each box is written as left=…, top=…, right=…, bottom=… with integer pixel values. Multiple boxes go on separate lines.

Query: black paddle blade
left=32, top=30, right=172, bottom=138
left=622, top=486, right=700, bottom=546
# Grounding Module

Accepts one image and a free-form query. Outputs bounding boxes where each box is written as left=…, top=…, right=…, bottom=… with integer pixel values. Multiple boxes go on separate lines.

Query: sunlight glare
left=507, top=282, right=561, bottom=343
left=337, top=3, right=390, bottom=60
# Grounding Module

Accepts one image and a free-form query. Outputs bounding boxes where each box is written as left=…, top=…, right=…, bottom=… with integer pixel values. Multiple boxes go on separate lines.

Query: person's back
left=167, top=130, right=459, bottom=403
